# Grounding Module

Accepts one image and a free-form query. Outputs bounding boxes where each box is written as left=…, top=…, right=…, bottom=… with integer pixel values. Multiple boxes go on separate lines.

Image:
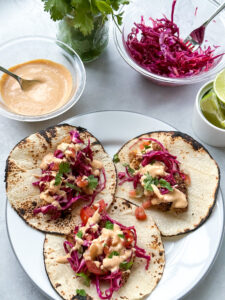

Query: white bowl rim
left=0, top=35, right=86, bottom=122
left=195, top=80, right=225, bottom=133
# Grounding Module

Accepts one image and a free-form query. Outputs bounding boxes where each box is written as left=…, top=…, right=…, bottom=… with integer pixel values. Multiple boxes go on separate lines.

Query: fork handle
left=203, top=2, right=225, bottom=27
left=0, top=66, right=21, bottom=84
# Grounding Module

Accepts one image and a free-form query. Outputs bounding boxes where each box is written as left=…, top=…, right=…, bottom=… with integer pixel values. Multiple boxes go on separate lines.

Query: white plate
left=6, top=111, right=224, bottom=300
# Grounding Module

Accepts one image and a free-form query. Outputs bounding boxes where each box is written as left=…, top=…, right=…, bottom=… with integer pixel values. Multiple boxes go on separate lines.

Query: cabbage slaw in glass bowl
left=114, top=0, right=225, bottom=86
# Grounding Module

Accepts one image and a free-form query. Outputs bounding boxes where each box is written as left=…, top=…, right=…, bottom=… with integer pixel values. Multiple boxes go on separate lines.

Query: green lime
left=214, top=69, right=225, bottom=104
left=200, top=89, right=225, bottom=129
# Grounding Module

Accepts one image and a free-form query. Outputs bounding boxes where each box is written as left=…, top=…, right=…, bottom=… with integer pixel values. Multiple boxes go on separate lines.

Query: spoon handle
left=0, top=66, right=21, bottom=85
left=203, top=2, right=225, bottom=27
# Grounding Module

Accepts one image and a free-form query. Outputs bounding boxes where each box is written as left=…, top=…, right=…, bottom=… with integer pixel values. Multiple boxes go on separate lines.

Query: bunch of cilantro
left=42, top=0, right=129, bottom=36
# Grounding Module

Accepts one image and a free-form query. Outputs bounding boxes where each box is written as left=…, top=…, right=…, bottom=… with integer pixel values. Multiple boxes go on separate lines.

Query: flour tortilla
left=44, top=197, right=165, bottom=300
left=5, top=124, right=116, bottom=234
left=115, top=131, right=220, bottom=237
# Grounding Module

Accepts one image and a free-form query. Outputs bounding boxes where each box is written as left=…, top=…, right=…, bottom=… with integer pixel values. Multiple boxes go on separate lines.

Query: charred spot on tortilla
left=5, top=124, right=116, bottom=234
left=115, top=131, right=220, bottom=236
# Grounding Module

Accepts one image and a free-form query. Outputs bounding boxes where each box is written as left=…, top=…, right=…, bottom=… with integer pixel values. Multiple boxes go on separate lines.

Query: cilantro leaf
left=42, top=0, right=70, bottom=21
left=118, top=234, right=125, bottom=238
left=108, top=251, right=119, bottom=258
left=123, top=163, right=135, bottom=175
left=113, top=153, right=120, bottom=163
left=66, top=182, right=82, bottom=192
left=95, top=0, right=113, bottom=14
left=76, top=231, right=83, bottom=239
left=87, top=175, right=98, bottom=190
left=105, top=221, right=114, bottom=230
left=54, top=162, right=71, bottom=186
left=159, top=179, right=173, bottom=191
left=59, top=162, right=71, bottom=174
left=76, top=289, right=86, bottom=296
left=54, top=172, right=62, bottom=186
left=143, top=173, right=158, bottom=191
left=76, top=273, right=90, bottom=287
left=120, top=261, right=133, bottom=270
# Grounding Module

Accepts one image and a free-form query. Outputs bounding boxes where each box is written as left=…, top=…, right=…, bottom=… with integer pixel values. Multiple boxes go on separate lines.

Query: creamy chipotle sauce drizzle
left=0, top=59, right=73, bottom=116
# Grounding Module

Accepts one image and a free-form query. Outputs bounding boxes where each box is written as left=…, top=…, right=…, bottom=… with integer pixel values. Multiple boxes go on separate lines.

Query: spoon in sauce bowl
left=0, top=65, right=41, bottom=90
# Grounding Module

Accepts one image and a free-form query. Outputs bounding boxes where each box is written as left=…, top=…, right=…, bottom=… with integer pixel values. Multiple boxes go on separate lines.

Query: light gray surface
left=0, top=1, right=225, bottom=299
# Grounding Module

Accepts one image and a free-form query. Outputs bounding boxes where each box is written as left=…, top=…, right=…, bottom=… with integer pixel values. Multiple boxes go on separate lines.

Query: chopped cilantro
left=87, top=175, right=98, bottom=190
left=66, top=182, right=81, bottom=192
left=144, top=145, right=151, bottom=150
left=59, top=162, right=71, bottom=174
left=143, top=173, right=159, bottom=191
left=105, top=221, right=114, bottom=230
left=119, top=261, right=133, bottom=270
left=76, top=273, right=90, bottom=287
left=54, top=162, right=71, bottom=186
left=76, top=231, right=83, bottom=239
left=113, top=153, right=120, bottom=163
left=54, top=172, right=62, bottom=186
left=76, top=289, right=86, bottom=296
left=159, top=178, right=173, bottom=191
left=108, top=251, right=119, bottom=258
left=118, top=234, right=125, bottom=239
left=123, top=163, right=135, bottom=175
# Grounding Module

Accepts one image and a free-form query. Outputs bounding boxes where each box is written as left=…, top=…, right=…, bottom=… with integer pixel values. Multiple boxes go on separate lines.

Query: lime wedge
left=200, top=89, right=225, bottom=129
left=214, top=69, right=225, bottom=104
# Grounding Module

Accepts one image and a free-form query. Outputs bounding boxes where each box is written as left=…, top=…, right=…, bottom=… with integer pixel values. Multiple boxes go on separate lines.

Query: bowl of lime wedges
left=192, top=69, right=225, bottom=147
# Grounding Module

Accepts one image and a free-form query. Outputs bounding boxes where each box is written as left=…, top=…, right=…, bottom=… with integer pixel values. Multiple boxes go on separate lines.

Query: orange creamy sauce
left=0, top=59, right=73, bottom=116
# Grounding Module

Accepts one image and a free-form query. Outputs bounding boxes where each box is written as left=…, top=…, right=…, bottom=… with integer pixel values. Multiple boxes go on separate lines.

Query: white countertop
left=0, top=1, right=225, bottom=299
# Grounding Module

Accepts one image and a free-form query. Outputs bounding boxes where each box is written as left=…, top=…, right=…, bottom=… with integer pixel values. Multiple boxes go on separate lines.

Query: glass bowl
left=0, top=36, right=86, bottom=121
left=114, top=0, right=225, bottom=86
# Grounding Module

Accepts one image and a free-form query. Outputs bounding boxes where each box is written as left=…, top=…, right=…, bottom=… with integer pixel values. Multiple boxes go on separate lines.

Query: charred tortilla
left=44, top=197, right=165, bottom=300
left=115, top=131, right=220, bottom=236
left=5, top=124, right=116, bottom=234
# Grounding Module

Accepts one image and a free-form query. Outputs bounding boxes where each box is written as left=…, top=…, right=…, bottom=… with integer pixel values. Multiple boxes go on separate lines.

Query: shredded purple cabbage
left=125, top=0, right=223, bottom=78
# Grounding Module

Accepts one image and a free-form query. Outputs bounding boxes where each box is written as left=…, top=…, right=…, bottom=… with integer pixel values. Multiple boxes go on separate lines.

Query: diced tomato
left=139, top=141, right=150, bottom=150
left=86, top=260, right=107, bottom=275
left=183, top=173, right=191, bottom=186
left=80, top=207, right=95, bottom=225
left=51, top=162, right=60, bottom=171
left=76, top=176, right=88, bottom=188
left=129, top=189, right=137, bottom=198
left=135, top=207, right=147, bottom=221
left=123, top=229, right=134, bottom=248
left=142, top=199, right=152, bottom=209
left=93, top=199, right=107, bottom=212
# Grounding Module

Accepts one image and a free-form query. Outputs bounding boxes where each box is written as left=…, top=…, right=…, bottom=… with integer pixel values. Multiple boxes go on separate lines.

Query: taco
left=5, top=124, right=116, bottom=234
left=114, top=131, right=219, bottom=236
left=44, top=198, right=165, bottom=300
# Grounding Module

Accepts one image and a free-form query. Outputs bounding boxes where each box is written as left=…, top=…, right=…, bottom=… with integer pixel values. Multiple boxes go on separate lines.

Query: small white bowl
left=192, top=80, right=225, bottom=147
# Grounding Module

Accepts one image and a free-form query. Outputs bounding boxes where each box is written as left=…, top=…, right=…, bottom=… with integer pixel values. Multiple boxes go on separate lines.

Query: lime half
left=200, top=89, right=225, bottom=129
left=214, top=69, right=225, bottom=104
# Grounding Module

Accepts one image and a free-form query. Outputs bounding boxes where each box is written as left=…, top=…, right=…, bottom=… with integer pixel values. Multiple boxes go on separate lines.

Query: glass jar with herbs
left=42, top=0, right=129, bottom=63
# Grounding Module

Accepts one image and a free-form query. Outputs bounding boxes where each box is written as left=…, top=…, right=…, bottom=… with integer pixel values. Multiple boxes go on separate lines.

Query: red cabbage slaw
left=33, top=130, right=106, bottom=219
left=64, top=211, right=150, bottom=300
left=118, top=137, right=185, bottom=193
left=125, top=0, right=223, bottom=78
